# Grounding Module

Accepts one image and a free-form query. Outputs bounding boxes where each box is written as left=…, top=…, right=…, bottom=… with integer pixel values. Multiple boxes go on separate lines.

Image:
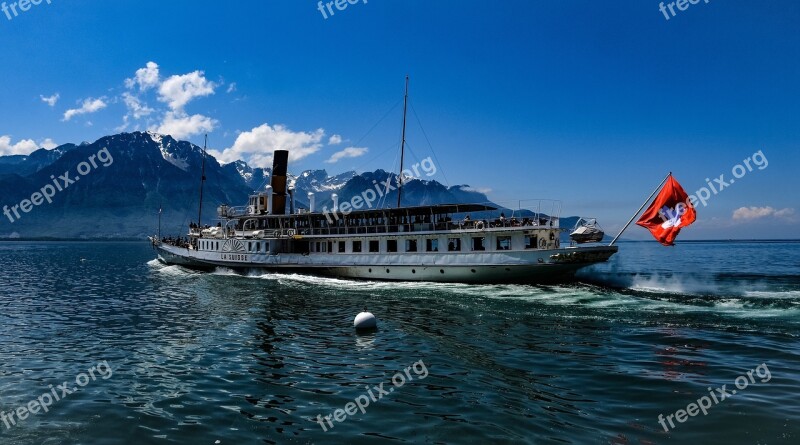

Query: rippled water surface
left=0, top=240, right=799, bottom=444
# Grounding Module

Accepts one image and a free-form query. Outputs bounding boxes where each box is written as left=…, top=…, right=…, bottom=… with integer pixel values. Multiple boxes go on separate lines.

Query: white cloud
left=226, top=82, right=237, bottom=93
left=158, top=71, right=216, bottom=111
left=40, top=93, right=59, bottom=107
left=328, top=134, right=342, bottom=145
left=208, top=123, right=325, bottom=168
left=460, top=185, right=493, bottom=194
left=732, top=206, right=795, bottom=221
left=115, top=117, right=130, bottom=133
left=118, top=63, right=220, bottom=139
left=63, top=97, right=107, bottom=121
left=325, top=146, right=368, bottom=163
left=39, top=138, right=58, bottom=149
left=122, top=92, right=154, bottom=119
left=152, top=111, right=218, bottom=140
left=0, top=136, right=56, bottom=156
left=125, top=61, right=160, bottom=91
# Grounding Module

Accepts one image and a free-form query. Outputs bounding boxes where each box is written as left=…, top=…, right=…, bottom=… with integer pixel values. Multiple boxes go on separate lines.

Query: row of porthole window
left=366, top=267, right=513, bottom=274
left=199, top=240, right=270, bottom=252
left=317, top=235, right=546, bottom=254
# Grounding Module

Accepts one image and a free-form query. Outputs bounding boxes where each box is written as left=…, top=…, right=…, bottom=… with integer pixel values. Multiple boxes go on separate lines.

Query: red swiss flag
left=635, top=175, right=696, bottom=246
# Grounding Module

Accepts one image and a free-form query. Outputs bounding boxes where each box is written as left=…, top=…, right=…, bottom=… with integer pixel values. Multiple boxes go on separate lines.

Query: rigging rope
left=409, top=100, right=450, bottom=188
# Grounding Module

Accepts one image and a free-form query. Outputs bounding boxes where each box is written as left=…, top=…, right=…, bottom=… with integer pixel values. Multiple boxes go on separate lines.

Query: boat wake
left=147, top=261, right=800, bottom=324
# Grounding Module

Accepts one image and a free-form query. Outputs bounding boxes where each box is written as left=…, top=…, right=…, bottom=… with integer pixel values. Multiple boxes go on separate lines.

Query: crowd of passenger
left=157, top=212, right=554, bottom=246
left=460, top=213, right=555, bottom=229
left=160, top=236, right=193, bottom=248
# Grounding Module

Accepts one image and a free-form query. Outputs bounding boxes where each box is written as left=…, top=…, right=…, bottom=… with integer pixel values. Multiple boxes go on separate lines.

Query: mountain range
left=0, top=132, right=511, bottom=238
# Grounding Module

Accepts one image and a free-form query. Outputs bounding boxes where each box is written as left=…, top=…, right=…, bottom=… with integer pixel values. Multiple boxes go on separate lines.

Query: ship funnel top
left=270, top=150, right=289, bottom=214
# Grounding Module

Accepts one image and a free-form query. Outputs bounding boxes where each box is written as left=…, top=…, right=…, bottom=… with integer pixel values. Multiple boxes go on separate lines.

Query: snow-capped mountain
left=0, top=131, right=496, bottom=238
left=291, top=169, right=357, bottom=203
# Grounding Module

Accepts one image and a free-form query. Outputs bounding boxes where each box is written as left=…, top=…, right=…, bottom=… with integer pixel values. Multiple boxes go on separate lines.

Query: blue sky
left=0, top=0, right=797, bottom=239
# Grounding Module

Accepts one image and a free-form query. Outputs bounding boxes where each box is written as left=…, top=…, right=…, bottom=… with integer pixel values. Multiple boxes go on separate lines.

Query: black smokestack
left=271, top=150, right=289, bottom=215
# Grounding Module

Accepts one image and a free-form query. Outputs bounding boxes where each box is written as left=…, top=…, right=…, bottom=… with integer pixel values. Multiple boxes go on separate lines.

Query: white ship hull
left=155, top=242, right=617, bottom=284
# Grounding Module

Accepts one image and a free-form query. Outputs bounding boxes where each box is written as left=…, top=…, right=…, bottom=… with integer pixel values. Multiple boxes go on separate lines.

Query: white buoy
left=354, top=310, right=377, bottom=330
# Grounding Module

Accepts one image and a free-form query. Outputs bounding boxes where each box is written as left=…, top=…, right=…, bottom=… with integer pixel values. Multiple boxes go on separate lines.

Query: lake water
left=0, top=240, right=798, bottom=444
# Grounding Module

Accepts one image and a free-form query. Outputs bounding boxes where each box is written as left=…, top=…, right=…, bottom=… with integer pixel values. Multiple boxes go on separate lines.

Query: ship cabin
left=193, top=202, right=562, bottom=256
left=189, top=149, right=562, bottom=256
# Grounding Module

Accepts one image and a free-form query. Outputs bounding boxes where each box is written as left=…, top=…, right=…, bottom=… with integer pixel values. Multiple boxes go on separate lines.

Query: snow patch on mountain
left=148, top=131, right=190, bottom=171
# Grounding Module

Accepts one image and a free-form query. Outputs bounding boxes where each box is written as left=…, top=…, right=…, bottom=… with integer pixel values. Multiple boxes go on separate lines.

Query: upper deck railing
left=198, top=199, right=563, bottom=239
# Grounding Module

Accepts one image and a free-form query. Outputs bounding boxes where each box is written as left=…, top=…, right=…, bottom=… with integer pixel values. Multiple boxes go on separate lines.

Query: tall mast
left=197, top=134, right=207, bottom=227
left=397, top=75, right=409, bottom=208
left=158, top=203, right=162, bottom=239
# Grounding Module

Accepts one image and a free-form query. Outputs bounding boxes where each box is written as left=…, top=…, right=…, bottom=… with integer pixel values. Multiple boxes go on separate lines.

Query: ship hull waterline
left=154, top=243, right=618, bottom=284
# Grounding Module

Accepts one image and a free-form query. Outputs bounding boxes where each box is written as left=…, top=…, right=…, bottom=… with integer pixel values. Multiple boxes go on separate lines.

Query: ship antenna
left=397, top=75, right=409, bottom=208
left=197, top=134, right=207, bottom=227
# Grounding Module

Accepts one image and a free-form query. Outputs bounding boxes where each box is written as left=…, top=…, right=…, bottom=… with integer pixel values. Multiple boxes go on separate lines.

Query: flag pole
left=609, top=172, right=672, bottom=246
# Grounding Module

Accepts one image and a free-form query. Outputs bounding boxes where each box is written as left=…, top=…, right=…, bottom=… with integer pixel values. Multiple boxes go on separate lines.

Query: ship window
left=406, top=239, right=417, bottom=252
left=353, top=240, right=362, bottom=253
left=327, top=242, right=333, bottom=253
left=426, top=238, right=439, bottom=252
left=497, top=236, right=511, bottom=250
left=338, top=241, right=345, bottom=253
left=448, top=238, right=461, bottom=252
left=369, top=240, right=380, bottom=253
left=471, top=237, right=485, bottom=251
left=387, top=239, right=398, bottom=253
left=248, top=242, right=252, bottom=251
left=525, top=235, right=538, bottom=249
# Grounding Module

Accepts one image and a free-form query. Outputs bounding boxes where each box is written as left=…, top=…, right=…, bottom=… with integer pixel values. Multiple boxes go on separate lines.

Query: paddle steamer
left=152, top=78, right=617, bottom=282
left=152, top=146, right=616, bottom=283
